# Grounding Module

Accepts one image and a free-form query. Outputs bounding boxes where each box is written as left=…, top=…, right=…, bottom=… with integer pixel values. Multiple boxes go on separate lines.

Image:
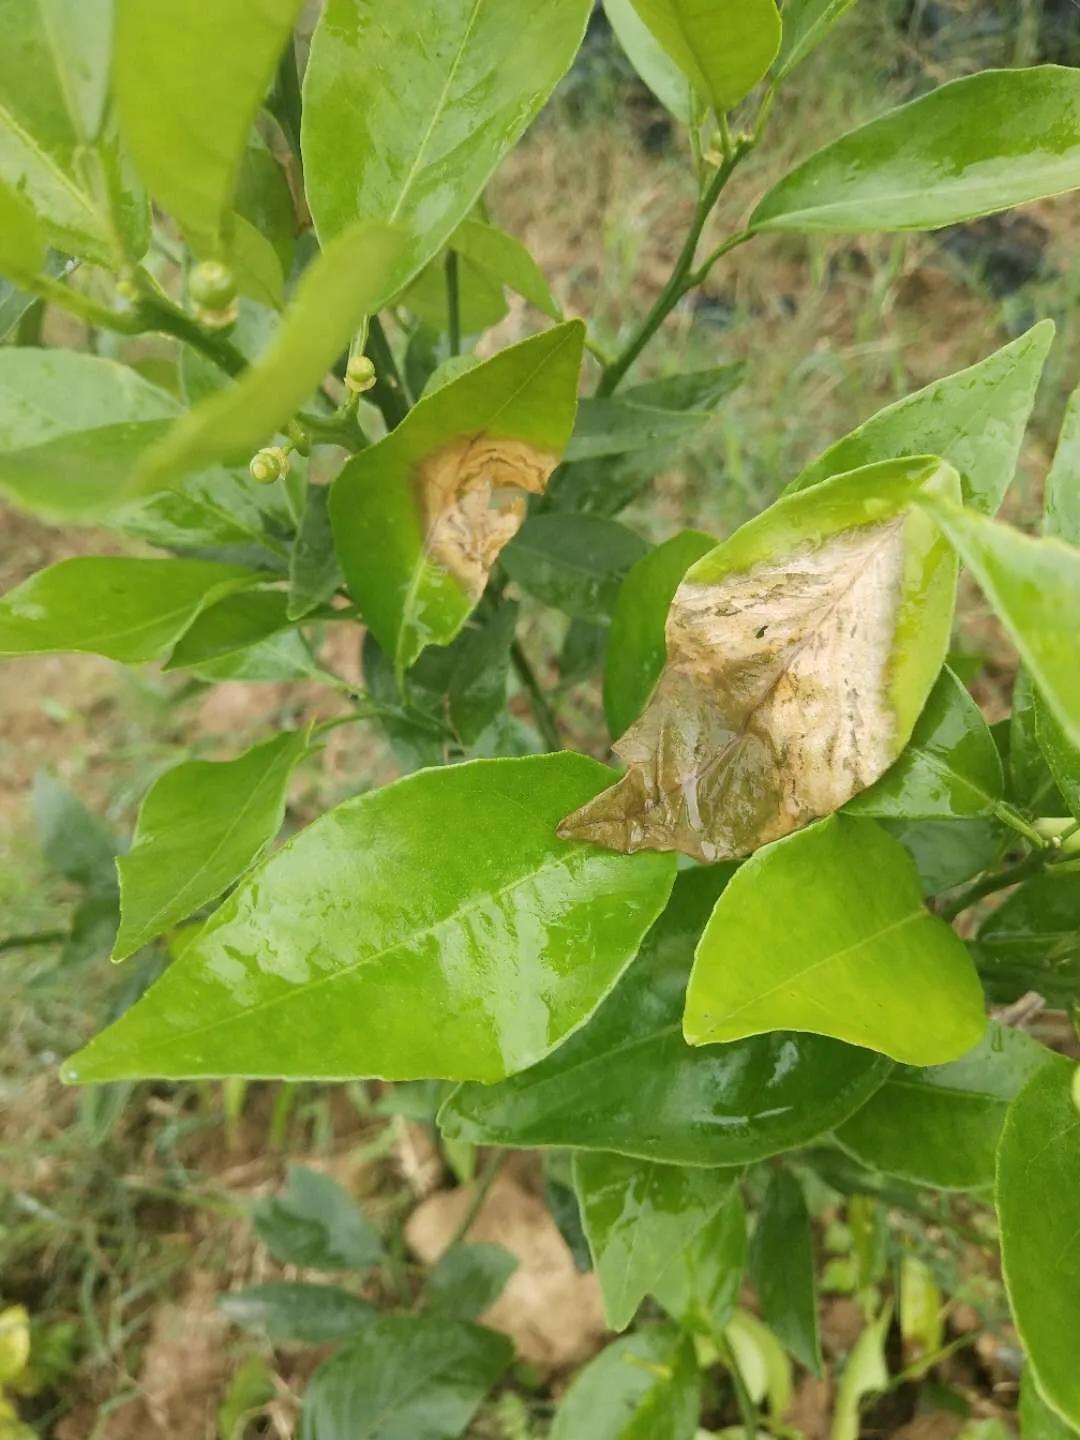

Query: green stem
left=134, top=292, right=248, bottom=376
left=939, top=850, right=1049, bottom=921
left=445, top=250, right=462, bottom=357
left=994, top=801, right=1051, bottom=850
left=511, top=639, right=562, bottom=752
left=446, top=1151, right=506, bottom=1250
left=365, top=316, right=411, bottom=428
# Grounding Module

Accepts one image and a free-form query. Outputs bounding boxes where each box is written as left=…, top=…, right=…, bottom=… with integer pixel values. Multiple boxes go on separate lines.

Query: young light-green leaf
left=627, top=0, right=781, bottom=113
left=603, top=0, right=693, bottom=124
left=920, top=492, right=1080, bottom=749
left=452, top=219, right=562, bottom=321
left=115, top=0, right=304, bottom=256
left=753, top=67, right=1080, bottom=234
left=113, top=730, right=309, bottom=962
left=62, top=754, right=676, bottom=1085
left=0, top=557, right=260, bottom=663
left=1045, top=382, right=1080, bottom=548
left=549, top=1327, right=699, bottom=1440
left=331, top=322, right=585, bottom=677
left=785, top=322, right=1053, bottom=516
left=684, top=815, right=986, bottom=1065
left=302, top=0, right=593, bottom=289
left=997, top=1060, right=1080, bottom=1430
left=573, top=1151, right=739, bottom=1331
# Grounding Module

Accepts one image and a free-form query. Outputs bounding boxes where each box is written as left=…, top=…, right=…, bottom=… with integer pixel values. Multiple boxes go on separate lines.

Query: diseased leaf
left=750, top=1169, right=822, bottom=1375
left=604, top=529, right=715, bottom=741
left=627, top=0, right=781, bottom=112
left=752, top=68, right=1080, bottom=234
left=684, top=815, right=986, bottom=1066
left=424, top=1244, right=518, bottom=1321
left=845, top=667, right=1003, bottom=820
left=651, top=1188, right=746, bottom=1335
left=253, top=1165, right=383, bottom=1271
left=452, top=219, right=561, bottom=320
left=574, top=1151, right=739, bottom=1331
left=503, top=513, right=649, bottom=620
left=549, top=1327, right=699, bottom=1440
left=113, top=730, right=309, bottom=962
left=603, top=0, right=693, bottom=124
left=559, top=458, right=959, bottom=862
left=219, top=1283, right=377, bottom=1344
left=997, top=1059, right=1080, bottom=1429
left=0, top=557, right=260, bottom=662
left=439, top=868, right=891, bottom=1165
left=834, top=1023, right=1051, bottom=1190
left=973, top=871, right=1080, bottom=1009
left=920, top=492, right=1080, bottom=749
left=62, top=755, right=676, bottom=1085
left=774, top=0, right=859, bottom=78
left=786, top=322, right=1053, bottom=516
left=331, top=323, right=585, bottom=677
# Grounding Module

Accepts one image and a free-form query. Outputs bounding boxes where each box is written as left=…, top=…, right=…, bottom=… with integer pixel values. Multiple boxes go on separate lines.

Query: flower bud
left=249, top=445, right=291, bottom=484
left=190, top=260, right=238, bottom=328
left=345, top=354, right=377, bottom=394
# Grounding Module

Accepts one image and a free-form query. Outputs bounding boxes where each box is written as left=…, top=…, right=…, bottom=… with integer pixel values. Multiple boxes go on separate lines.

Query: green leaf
left=651, top=1188, right=745, bottom=1336
left=331, top=322, right=585, bottom=676
left=439, top=868, right=891, bottom=1165
left=785, top=323, right=1053, bottom=516
left=604, top=529, right=717, bottom=740
left=754, top=67, right=1080, bottom=234
left=302, top=0, right=593, bottom=287
left=1035, top=693, right=1080, bottom=822
left=834, top=1022, right=1051, bottom=1190
left=565, top=396, right=707, bottom=463
left=0, top=177, right=44, bottom=282
left=1045, top=382, right=1080, bottom=548
left=973, top=871, right=1080, bottom=1009
left=424, top=1244, right=518, bottom=1321
left=774, top=0, right=858, bottom=79
left=446, top=604, right=520, bottom=746
left=401, top=250, right=507, bottom=336
left=452, top=219, right=561, bottom=320
left=627, top=0, right=781, bottom=113
left=725, top=1308, right=794, bottom=1418
left=218, top=1355, right=274, bottom=1440
left=1010, top=667, right=1059, bottom=814
left=603, top=0, right=693, bottom=124
left=684, top=815, right=986, bottom=1065
left=0, top=0, right=147, bottom=264
left=32, top=771, right=117, bottom=891
left=920, top=492, right=1080, bottom=749
left=164, top=590, right=297, bottom=671
left=115, top=0, right=302, bottom=256
left=749, top=1169, right=822, bottom=1375
left=113, top=730, right=309, bottom=962
left=288, top=486, right=344, bottom=621
left=831, top=1306, right=892, bottom=1440
left=300, top=1315, right=512, bottom=1440
left=62, top=754, right=676, bottom=1084
left=997, top=1059, right=1080, bottom=1429
left=253, top=1165, right=383, bottom=1271
left=574, top=1152, right=739, bottom=1331
left=559, top=457, right=959, bottom=862
left=0, top=557, right=260, bottom=663
left=138, top=222, right=407, bottom=490
left=1020, top=1369, right=1080, bottom=1440
left=549, top=1327, right=699, bottom=1440
left=845, top=667, right=1003, bottom=820
left=503, top=514, right=648, bottom=620
left=219, top=1283, right=377, bottom=1344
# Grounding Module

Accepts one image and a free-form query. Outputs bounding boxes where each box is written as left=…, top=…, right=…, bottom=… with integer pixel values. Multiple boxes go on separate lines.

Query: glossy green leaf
left=302, top=0, right=592, bottom=288
left=401, top=250, right=507, bottom=336
left=113, top=730, right=308, bottom=962
left=503, top=514, right=648, bottom=620
left=604, top=529, right=715, bottom=740
left=253, top=1165, right=383, bottom=1271
left=288, top=486, right=344, bottom=622
left=1045, top=382, right=1080, bottom=548
left=835, top=1023, right=1051, bottom=1190
left=0, top=177, right=44, bottom=282
left=62, top=754, right=676, bottom=1084
left=331, top=322, right=585, bottom=676
left=439, top=868, right=891, bottom=1165
left=32, top=771, right=117, bottom=892
left=973, top=871, right=1080, bottom=1008
left=300, top=1315, right=512, bottom=1440
left=115, top=0, right=302, bottom=256
left=1020, top=1369, right=1080, bottom=1440
left=749, top=1169, right=821, bottom=1375
left=236, top=134, right=296, bottom=278
left=685, top=815, right=986, bottom=1065
left=651, top=1187, right=745, bottom=1336
left=138, top=222, right=406, bottom=490
left=753, top=67, right=1080, bottom=234
left=603, top=0, right=692, bottom=123
left=560, top=458, right=959, bottom=862
left=921, top=492, right=1080, bottom=748
left=1035, top=693, right=1080, bottom=822
left=550, top=1327, right=699, bottom=1440
left=0, top=557, right=259, bottom=663
left=219, top=1283, right=377, bottom=1344
left=164, top=590, right=297, bottom=671
left=424, top=1243, right=518, bottom=1321
left=846, top=667, right=1003, bottom=820
left=574, top=1152, right=739, bottom=1331
left=447, top=604, right=519, bottom=746
left=452, top=219, right=561, bottom=320
left=0, top=0, right=147, bottom=264
left=786, top=323, right=1053, bottom=516
left=997, top=1059, right=1080, bottom=1429
left=774, top=0, right=858, bottom=78
left=1010, top=667, right=1058, bottom=814
left=627, top=0, right=781, bottom=112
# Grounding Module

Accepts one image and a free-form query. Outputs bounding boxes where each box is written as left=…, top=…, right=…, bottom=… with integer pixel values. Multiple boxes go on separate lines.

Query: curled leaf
left=559, top=457, right=959, bottom=862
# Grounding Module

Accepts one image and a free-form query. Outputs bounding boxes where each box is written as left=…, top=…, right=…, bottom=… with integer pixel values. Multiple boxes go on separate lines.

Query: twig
left=365, top=316, right=411, bottom=428
left=446, top=1151, right=506, bottom=1250
left=445, top=250, right=462, bottom=358
left=510, top=639, right=562, bottom=752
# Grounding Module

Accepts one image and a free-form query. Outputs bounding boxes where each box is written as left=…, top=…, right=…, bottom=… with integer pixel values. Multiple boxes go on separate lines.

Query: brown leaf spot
left=560, top=519, right=906, bottom=862
left=416, top=434, right=556, bottom=604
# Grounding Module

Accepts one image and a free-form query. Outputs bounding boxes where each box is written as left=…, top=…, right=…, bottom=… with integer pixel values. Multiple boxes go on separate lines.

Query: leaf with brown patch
left=558, top=457, right=960, bottom=862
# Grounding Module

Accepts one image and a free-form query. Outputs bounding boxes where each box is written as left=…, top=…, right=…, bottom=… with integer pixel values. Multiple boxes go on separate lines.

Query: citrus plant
left=2, top=0, right=1080, bottom=1435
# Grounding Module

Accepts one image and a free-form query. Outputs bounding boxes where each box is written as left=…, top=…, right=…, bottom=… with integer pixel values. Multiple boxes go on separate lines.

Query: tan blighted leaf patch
left=416, top=434, right=556, bottom=605
left=559, top=518, right=908, bottom=862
